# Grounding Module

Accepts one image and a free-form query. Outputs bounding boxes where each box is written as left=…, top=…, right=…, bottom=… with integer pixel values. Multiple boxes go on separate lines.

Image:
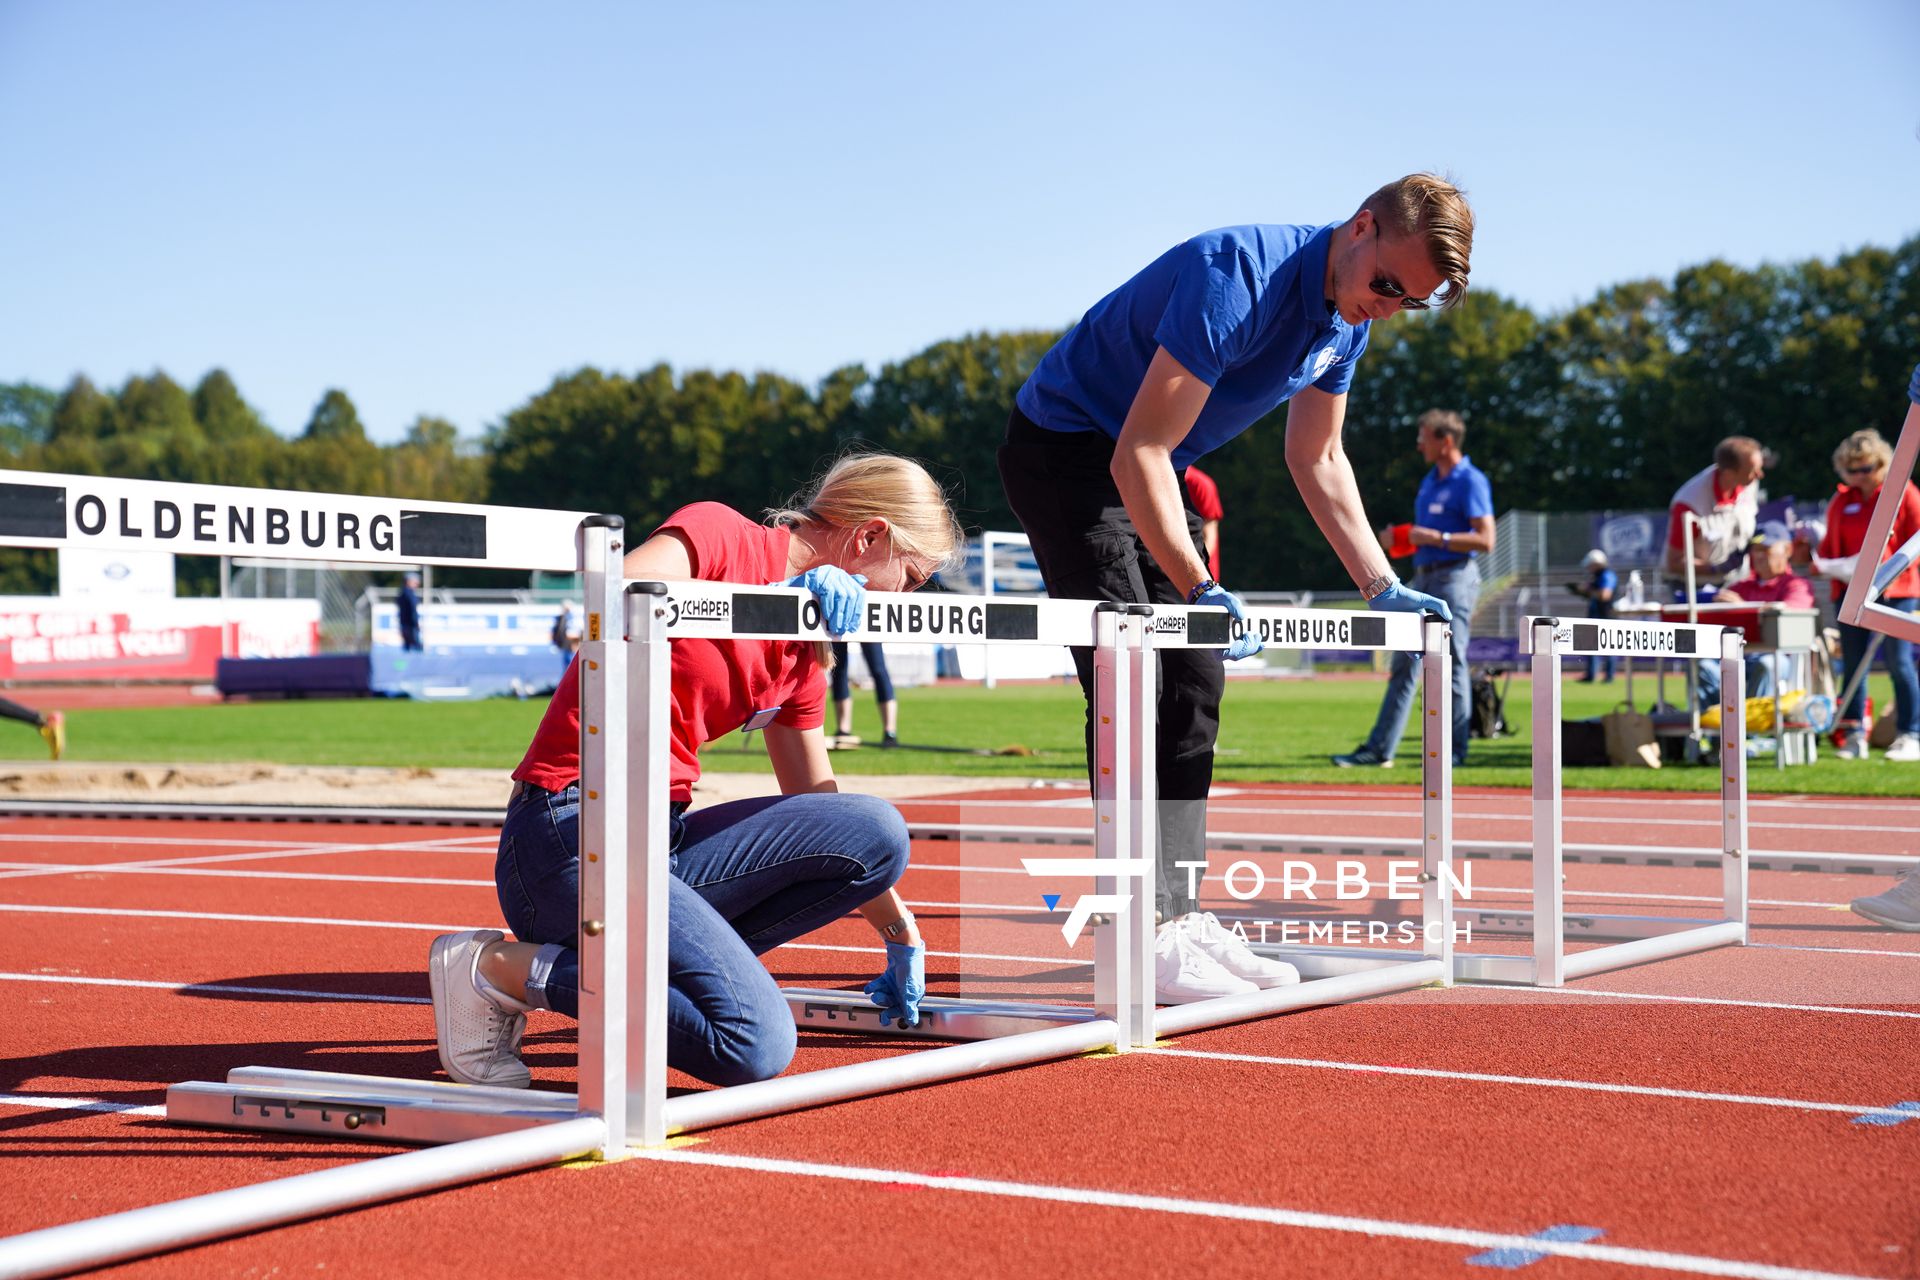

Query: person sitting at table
left=1696, top=521, right=1814, bottom=706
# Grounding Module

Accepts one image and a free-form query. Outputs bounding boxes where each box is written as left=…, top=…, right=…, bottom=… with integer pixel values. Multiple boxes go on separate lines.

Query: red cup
left=1387, top=523, right=1415, bottom=559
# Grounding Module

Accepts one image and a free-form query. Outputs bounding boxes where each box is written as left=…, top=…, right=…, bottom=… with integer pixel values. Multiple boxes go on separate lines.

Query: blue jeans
left=1838, top=598, right=1920, bottom=733
left=495, top=784, right=909, bottom=1087
left=1696, top=652, right=1792, bottom=707
left=829, top=642, right=894, bottom=703
left=1362, top=560, right=1480, bottom=765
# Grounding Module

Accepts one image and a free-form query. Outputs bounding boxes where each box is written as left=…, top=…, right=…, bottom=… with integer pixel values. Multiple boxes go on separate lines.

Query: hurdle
left=1139, top=604, right=1456, bottom=1034
left=1449, top=615, right=1749, bottom=987
left=1837, top=396, right=1920, bottom=646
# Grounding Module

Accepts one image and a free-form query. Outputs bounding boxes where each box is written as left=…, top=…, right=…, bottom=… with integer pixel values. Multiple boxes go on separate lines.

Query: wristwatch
left=881, top=914, right=915, bottom=943
left=1361, top=572, right=1398, bottom=601
left=1186, top=579, right=1218, bottom=605
left=1441, top=531, right=1451, bottom=549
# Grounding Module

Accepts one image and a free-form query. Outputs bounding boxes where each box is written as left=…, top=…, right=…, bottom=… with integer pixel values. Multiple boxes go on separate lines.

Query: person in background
left=1804, top=425, right=1920, bottom=762
left=1334, top=408, right=1494, bottom=769
left=398, top=573, right=424, bottom=652
left=1847, top=363, right=1920, bottom=931
left=998, top=174, right=1470, bottom=1003
left=1704, top=521, right=1815, bottom=704
left=1571, top=548, right=1617, bottom=683
left=1663, top=437, right=1768, bottom=595
left=0, top=697, right=63, bottom=760
left=829, top=642, right=898, bottom=749
left=1183, top=463, right=1224, bottom=583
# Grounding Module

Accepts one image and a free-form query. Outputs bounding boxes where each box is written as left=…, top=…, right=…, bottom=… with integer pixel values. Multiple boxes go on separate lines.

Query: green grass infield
left=20, top=668, right=1914, bottom=797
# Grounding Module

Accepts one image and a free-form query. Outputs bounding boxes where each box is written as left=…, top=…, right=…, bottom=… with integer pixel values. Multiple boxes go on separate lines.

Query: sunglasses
left=1370, top=225, right=1437, bottom=311
left=1844, top=464, right=1881, bottom=476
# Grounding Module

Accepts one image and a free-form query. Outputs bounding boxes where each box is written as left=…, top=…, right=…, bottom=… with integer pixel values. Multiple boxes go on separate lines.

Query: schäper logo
left=1022, top=857, right=1152, bottom=944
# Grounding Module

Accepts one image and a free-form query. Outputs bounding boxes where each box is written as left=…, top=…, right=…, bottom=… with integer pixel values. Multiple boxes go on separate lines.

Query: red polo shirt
left=1819, top=480, right=1920, bottom=602
left=513, top=503, right=826, bottom=802
left=1183, top=465, right=1224, bottom=580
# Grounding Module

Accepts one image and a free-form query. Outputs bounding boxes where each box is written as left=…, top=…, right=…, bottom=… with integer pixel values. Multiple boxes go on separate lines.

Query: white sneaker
left=1180, top=912, right=1301, bottom=988
left=1154, top=920, right=1257, bottom=1004
left=1835, top=736, right=1870, bottom=760
left=429, top=929, right=532, bottom=1087
left=1852, top=870, right=1920, bottom=932
left=1886, top=733, right=1920, bottom=762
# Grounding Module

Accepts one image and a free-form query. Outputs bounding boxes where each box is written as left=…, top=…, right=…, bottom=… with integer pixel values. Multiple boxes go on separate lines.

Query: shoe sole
left=1850, top=903, right=1920, bottom=932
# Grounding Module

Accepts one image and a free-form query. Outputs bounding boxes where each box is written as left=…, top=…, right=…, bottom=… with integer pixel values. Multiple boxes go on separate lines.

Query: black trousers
left=997, top=408, right=1222, bottom=918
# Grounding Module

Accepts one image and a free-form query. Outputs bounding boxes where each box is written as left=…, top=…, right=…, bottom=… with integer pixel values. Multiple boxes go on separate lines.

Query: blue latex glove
left=863, top=940, right=926, bottom=1028
left=776, top=566, right=867, bottom=636
left=1191, top=583, right=1264, bottom=661
left=1908, top=361, right=1920, bottom=404
left=1369, top=579, right=1453, bottom=622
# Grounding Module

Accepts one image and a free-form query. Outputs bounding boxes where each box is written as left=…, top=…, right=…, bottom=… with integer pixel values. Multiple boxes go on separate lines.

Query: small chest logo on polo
left=1303, top=346, right=1337, bottom=381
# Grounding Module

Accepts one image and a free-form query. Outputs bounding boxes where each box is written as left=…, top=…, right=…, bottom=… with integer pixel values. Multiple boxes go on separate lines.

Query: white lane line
left=0, top=971, right=428, bottom=1004
left=0, top=1093, right=164, bottom=1117
left=629, top=1148, right=1878, bottom=1280
left=1144, top=1047, right=1920, bottom=1121
left=1421, top=884, right=1851, bottom=910
left=0, top=833, right=324, bottom=848
left=0, top=903, right=485, bottom=932
left=0, top=862, right=494, bottom=889
left=1751, top=942, right=1920, bottom=960
left=1203, top=806, right=1920, bottom=837
left=0, top=834, right=490, bottom=881
left=0, top=904, right=1081, bottom=966
left=1546, top=987, right=1920, bottom=1019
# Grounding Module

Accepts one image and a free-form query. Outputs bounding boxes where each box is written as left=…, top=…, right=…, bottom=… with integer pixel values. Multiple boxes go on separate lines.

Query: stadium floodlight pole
left=624, top=581, right=673, bottom=1149
left=1529, top=617, right=1567, bottom=988
left=1420, top=614, right=1456, bottom=979
left=1837, top=399, right=1920, bottom=646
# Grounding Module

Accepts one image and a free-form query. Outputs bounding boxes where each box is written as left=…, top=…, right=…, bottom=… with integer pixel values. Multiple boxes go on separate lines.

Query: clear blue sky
left=4, top=0, right=1918, bottom=444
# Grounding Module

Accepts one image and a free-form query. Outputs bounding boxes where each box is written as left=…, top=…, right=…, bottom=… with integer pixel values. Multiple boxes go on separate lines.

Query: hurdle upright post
left=1720, top=627, right=1749, bottom=935
left=1125, top=603, right=1159, bottom=1046
left=1420, top=615, right=1455, bottom=981
left=574, top=517, right=630, bottom=1156
left=625, top=582, right=673, bottom=1148
left=1530, top=617, right=1566, bottom=988
left=1091, top=603, right=1140, bottom=1050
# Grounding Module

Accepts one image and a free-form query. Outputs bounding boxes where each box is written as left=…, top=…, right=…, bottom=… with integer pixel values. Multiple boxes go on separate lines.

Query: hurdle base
left=167, top=1077, right=580, bottom=1145
left=1451, top=919, right=1747, bottom=986
left=785, top=987, right=1099, bottom=1040
left=1457, top=908, right=1727, bottom=941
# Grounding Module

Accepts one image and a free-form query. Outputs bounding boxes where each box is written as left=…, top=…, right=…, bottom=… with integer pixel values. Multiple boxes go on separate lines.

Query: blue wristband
left=1187, top=579, right=1217, bottom=605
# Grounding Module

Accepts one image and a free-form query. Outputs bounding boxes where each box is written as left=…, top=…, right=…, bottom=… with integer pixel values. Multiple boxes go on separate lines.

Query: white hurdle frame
left=0, top=470, right=625, bottom=1277
left=1837, top=399, right=1920, bottom=646
left=1136, top=604, right=1455, bottom=1035
left=1462, top=615, right=1750, bottom=987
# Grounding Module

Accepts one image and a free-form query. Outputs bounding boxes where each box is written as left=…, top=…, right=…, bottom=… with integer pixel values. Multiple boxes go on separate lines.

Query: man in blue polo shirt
left=1334, top=408, right=1495, bottom=768
left=998, top=174, right=1476, bottom=1002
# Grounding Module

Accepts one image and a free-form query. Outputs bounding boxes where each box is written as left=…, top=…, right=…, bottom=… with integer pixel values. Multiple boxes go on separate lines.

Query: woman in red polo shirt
left=429, top=453, right=961, bottom=1088
left=1812, top=427, right=1920, bottom=762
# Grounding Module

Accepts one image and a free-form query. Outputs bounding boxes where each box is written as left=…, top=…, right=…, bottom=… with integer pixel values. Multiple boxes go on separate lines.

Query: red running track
left=0, top=785, right=1916, bottom=1279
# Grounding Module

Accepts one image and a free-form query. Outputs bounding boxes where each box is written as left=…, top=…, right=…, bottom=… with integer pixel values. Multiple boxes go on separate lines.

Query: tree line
left=5, top=235, right=1915, bottom=596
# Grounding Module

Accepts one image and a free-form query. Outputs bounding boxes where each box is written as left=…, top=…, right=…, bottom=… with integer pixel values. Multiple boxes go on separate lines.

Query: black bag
left=1470, top=668, right=1509, bottom=739
left=1562, top=718, right=1610, bottom=766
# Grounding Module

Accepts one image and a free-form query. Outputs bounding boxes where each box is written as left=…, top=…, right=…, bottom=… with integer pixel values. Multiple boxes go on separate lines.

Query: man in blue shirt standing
left=1334, top=409, right=1495, bottom=768
left=998, top=174, right=1476, bottom=1002
left=1571, top=549, right=1617, bottom=683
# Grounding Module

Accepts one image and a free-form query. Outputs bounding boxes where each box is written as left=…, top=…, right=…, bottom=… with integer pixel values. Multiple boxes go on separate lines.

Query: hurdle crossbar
left=1837, top=400, right=1920, bottom=645
left=1505, top=615, right=1748, bottom=987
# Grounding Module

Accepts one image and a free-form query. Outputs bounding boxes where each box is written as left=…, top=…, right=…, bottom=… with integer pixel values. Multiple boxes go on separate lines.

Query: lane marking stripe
left=0, top=1092, right=164, bottom=1117
left=0, top=971, right=428, bottom=1003
left=1144, top=1048, right=1920, bottom=1120
left=628, top=1147, right=1881, bottom=1280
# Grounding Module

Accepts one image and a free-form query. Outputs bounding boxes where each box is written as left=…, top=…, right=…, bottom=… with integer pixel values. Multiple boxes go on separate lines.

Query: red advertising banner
left=0, top=600, right=320, bottom=682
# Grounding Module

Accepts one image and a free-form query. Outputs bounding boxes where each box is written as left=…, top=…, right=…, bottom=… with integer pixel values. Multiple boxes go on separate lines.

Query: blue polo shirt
left=1411, top=456, right=1494, bottom=569
left=1015, top=223, right=1370, bottom=470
